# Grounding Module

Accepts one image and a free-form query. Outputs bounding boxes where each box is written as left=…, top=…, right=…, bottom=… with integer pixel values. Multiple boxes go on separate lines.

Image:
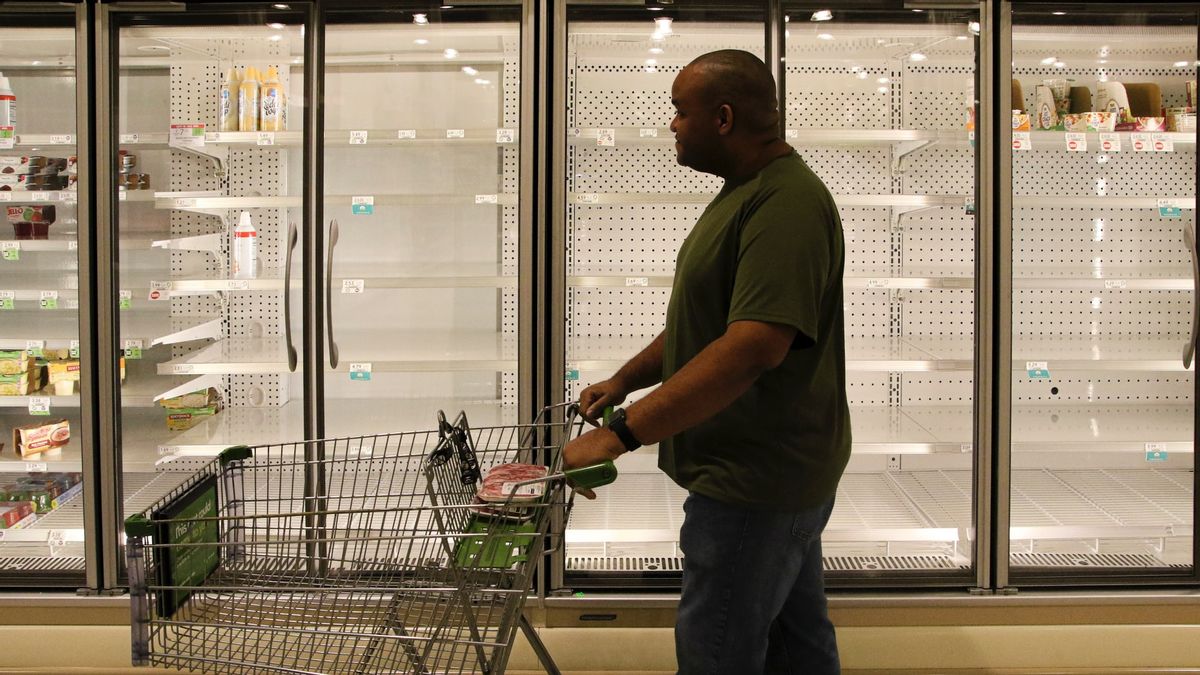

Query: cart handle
left=561, top=461, right=618, bottom=491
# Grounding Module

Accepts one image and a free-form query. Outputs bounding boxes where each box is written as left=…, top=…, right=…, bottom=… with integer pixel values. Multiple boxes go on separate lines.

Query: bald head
left=685, top=50, right=780, bottom=136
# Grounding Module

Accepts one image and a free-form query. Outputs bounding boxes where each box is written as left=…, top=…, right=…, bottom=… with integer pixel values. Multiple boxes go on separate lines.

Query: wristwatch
left=605, top=407, right=642, bottom=452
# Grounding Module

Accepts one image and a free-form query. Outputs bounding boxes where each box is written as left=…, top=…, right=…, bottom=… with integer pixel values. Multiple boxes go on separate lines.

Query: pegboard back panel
left=1013, top=289, right=1190, bottom=337
left=901, top=211, right=975, bottom=268
left=904, top=65, right=974, bottom=130
left=903, top=375, right=974, bottom=405
left=572, top=145, right=721, bottom=194
left=787, top=67, right=892, bottom=129
left=1013, top=210, right=1192, bottom=267
left=901, top=289, right=975, bottom=338
left=1013, top=376, right=1193, bottom=403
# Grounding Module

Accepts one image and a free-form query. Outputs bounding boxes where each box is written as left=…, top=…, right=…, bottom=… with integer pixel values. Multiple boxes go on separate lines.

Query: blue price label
left=565, top=368, right=579, bottom=381
left=349, top=363, right=372, bottom=381
left=1146, top=450, right=1168, bottom=462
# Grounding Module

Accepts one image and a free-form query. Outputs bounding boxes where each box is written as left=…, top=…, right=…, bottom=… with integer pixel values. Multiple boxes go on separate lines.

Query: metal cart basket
left=125, top=403, right=615, bottom=675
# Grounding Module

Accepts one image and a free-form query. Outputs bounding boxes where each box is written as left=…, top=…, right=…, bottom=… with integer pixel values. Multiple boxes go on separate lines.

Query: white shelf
left=156, top=193, right=517, bottom=211
left=570, top=193, right=968, bottom=208
left=570, top=128, right=965, bottom=147
left=0, top=377, right=163, bottom=409
left=0, top=191, right=79, bottom=205
left=569, top=264, right=977, bottom=289
left=157, top=339, right=291, bottom=375
left=148, top=398, right=519, bottom=463
left=202, top=129, right=519, bottom=146
left=330, top=262, right=516, bottom=289
left=1026, top=130, right=1196, bottom=147
left=0, top=234, right=157, bottom=252
left=1013, top=265, right=1193, bottom=290
left=332, top=330, right=518, bottom=372
left=0, top=312, right=190, bottom=350
left=9, top=133, right=78, bottom=148
left=1014, top=196, right=1196, bottom=209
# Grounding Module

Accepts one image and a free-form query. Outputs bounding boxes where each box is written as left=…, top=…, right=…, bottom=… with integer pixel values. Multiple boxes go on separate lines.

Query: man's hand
left=578, top=377, right=629, bottom=426
left=562, top=427, right=625, bottom=499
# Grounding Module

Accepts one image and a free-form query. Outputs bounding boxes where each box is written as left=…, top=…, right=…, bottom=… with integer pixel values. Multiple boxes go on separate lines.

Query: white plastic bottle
left=219, top=67, right=240, bottom=132
left=232, top=211, right=258, bottom=279
left=259, top=66, right=285, bottom=132
left=0, top=73, right=15, bottom=130
left=238, top=67, right=260, bottom=132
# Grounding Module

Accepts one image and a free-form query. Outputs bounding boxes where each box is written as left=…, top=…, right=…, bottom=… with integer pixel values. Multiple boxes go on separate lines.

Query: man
left=562, top=49, right=850, bottom=674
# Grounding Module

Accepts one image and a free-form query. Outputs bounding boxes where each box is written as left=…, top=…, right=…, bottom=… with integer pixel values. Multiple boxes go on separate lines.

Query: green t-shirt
left=659, top=151, right=851, bottom=511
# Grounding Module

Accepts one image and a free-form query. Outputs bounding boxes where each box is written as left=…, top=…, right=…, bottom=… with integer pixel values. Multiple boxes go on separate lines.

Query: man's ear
left=717, top=103, right=734, bottom=135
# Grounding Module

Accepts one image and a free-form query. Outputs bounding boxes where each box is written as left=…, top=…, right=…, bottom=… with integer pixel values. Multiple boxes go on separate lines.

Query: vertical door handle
left=326, top=219, right=340, bottom=369
left=283, top=222, right=298, bottom=373
left=1184, top=221, right=1198, bottom=369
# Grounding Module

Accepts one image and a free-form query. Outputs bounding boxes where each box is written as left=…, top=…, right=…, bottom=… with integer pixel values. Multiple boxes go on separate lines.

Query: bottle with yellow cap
left=238, top=66, right=260, bottom=132
left=260, top=66, right=285, bottom=132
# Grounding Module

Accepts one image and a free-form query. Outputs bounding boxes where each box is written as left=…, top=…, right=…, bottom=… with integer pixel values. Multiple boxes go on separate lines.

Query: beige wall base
left=1, top=624, right=1198, bottom=673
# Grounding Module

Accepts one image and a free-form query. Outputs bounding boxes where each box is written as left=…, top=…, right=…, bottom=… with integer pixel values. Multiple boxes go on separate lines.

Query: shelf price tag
left=123, top=339, right=143, bottom=360
left=148, top=280, right=169, bottom=302
left=868, top=279, right=891, bottom=289
left=120, top=133, right=140, bottom=144
left=0, top=290, right=14, bottom=310
left=1145, top=442, right=1168, bottom=462
left=25, top=340, right=44, bottom=357
left=225, top=280, right=248, bottom=291
left=640, top=128, right=659, bottom=138
left=596, top=128, right=616, bottom=147
left=341, top=279, right=364, bottom=294
left=69, top=340, right=79, bottom=358
left=169, top=123, right=206, bottom=149
left=446, top=129, right=466, bottom=139
left=624, top=277, right=649, bottom=287
left=0, top=192, right=10, bottom=202
left=1012, top=131, right=1031, bottom=151
left=960, top=443, right=973, bottom=454
left=25, top=462, right=47, bottom=473
left=474, top=194, right=499, bottom=204
left=173, top=198, right=196, bottom=208
left=1065, top=132, right=1087, bottom=152
left=349, top=130, right=368, bottom=145
left=565, top=367, right=579, bottom=381
left=397, top=129, right=417, bottom=140
left=47, top=530, right=65, bottom=548
left=1026, top=361, right=1050, bottom=379
left=49, top=134, right=72, bottom=145
left=785, top=129, right=799, bottom=140
left=28, top=397, right=50, bottom=416
left=68, top=240, right=77, bottom=251
left=1104, top=279, right=1128, bottom=289
left=40, top=290, right=58, bottom=310
left=119, top=290, right=132, bottom=310
left=257, top=132, right=275, bottom=146
left=1158, top=199, right=1183, bottom=218
left=1152, top=133, right=1174, bottom=152
left=0, top=126, right=13, bottom=149
left=351, top=195, right=374, bottom=215
left=1, top=241, right=18, bottom=261
left=30, top=191, right=51, bottom=202
left=349, top=362, right=372, bottom=381
left=574, top=193, right=599, bottom=204
left=1131, top=133, right=1151, bottom=151
left=1099, top=133, right=1121, bottom=152
left=496, top=128, right=515, bottom=144
left=171, top=364, right=195, bottom=375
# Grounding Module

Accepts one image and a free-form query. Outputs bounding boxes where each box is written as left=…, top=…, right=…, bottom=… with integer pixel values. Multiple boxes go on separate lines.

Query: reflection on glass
left=1010, top=9, right=1196, bottom=573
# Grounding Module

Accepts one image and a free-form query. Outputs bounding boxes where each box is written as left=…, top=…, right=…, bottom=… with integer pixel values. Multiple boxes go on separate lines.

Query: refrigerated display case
left=556, top=3, right=986, bottom=586
left=0, top=3, right=92, bottom=584
left=1005, top=6, right=1196, bottom=582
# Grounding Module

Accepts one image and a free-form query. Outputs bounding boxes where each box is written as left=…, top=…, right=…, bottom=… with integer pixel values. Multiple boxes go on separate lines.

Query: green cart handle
left=562, top=460, right=618, bottom=491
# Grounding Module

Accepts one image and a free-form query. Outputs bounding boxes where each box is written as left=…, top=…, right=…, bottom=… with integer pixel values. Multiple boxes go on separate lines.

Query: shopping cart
left=124, top=403, right=615, bottom=675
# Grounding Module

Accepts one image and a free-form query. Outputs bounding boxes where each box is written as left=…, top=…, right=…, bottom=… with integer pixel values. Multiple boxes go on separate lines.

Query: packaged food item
left=12, top=418, right=70, bottom=457
left=0, top=349, right=31, bottom=375
left=0, top=370, right=38, bottom=396
left=1188, top=80, right=1197, bottom=109
left=1167, top=108, right=1196, bottom=132
left=476, top=463, right=549, bottom=503
left=1086, top=111, right=1116, bottom=132
left=1010, top=79, right=1024, bottom=113
left=1042, top=78, right=1072, bottom=114
left=0, top=502, right=34, bottom=529
left=1134, top=116, right=1166, bottom=132
left=6, top=204, right=56, bottom=224
left=47, top=360, right=80, bottom=396
left=232, top=210, right=257, bottom=279
left=1034, top=85, right=1059, bottom=130
left=166, top=405, right=221, bottom=431
left=1096, top=81, right=1133, bottom=122
left=1011, top=111, right=1031, bottom=132
left=159, top=387, right=219, bottom=410
left=1060, top=113, right=1091, bottom=132
left=0, top=72, right=15, bottom=131
left=1124, top=82, right=1162, bottom=117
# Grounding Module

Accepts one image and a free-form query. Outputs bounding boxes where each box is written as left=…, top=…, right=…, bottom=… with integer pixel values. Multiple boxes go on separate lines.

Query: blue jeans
left=676, top=492, right=839, bottom=675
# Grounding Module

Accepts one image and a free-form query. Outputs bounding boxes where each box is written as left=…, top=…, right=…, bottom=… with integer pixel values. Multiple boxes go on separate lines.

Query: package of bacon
left=475, top=463, right=548, bottom=504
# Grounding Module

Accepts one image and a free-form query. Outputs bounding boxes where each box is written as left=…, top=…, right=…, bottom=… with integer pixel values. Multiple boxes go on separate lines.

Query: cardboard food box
left=159, top=387, right=218, bottom=410
left=166, top=404, right=222, bottom=432
left=0, top=501, right=35, bottom=529
left=12, top=418, right=70, bottom=458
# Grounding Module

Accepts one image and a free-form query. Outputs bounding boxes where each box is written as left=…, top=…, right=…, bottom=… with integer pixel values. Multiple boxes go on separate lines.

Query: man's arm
left=563, top=320, right=796, bottom=473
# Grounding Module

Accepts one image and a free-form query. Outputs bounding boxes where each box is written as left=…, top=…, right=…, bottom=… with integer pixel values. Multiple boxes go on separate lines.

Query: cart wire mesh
left=125, top=404, right=591, bottom=675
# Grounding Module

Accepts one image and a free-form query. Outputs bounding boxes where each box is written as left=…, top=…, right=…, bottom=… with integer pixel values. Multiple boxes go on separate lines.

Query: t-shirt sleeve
left=726, top=187, right=834, bottom=348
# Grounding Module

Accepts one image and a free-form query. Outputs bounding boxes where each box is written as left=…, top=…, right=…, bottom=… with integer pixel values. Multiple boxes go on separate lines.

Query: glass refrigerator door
left=0, top=5, right=87, bottom=583
left=322, top=4, right=524, bottom=435
left=1009, top=7, right=1196, bottom=581
left=781, top=6, right=981, bottom=581
left=112, top=5, right=306, bottom=526
left=560, top=4, right=767, bottom=584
